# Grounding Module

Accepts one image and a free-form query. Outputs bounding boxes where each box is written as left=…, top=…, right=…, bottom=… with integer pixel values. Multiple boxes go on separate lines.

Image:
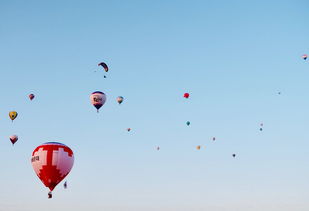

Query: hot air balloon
left=302, top=54, right=307, bottom=60
left=260, top=128, right=263, bottom=131
left=90, top=91, right=106, bottom=113
left=31, top=142, right=74, bottom=198
left=183, top=93, right=190, bottom=99
left=98, top=62, right=109, bottom=72
left=232, top=154, right=236, bottom=158
left=156, top=146, right=160, bottom=151
left=29, top=94, right=35, bottom=101
left=260, top=123, right=263, bottom=127
left=196, top=145, right=201, bottom=150
left=186, top=121, right=190, bottom=126
left=127, top=128, right=131, bottom=132
left=9, top=111, right=18, bottom=122
left=212, top=137, right=216, bottom=141
left=117, top=96, right=124, bottom=104
left=9, top=135, right=18, bottom=145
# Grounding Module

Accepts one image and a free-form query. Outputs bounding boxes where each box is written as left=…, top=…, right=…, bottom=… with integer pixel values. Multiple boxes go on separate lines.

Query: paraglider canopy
left=183, top=93, right=190, bottom=98
left=98, top=62, right=109, bottom=72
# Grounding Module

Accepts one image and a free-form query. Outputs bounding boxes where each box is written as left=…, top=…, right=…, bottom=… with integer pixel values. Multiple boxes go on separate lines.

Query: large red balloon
left=31, top=142, right=74, bottom=192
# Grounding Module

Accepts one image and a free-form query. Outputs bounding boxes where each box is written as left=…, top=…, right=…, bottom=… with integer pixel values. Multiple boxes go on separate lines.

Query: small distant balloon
left=196, top=145, right=201, bottom=150
left=156, top=146, right=160, bottom=151
left=117, top=96, right=124, bottom=104
left=302, top=54, right=307, bottom=60
left=64, top=181, right=67, bottom=189
left=186, top=121, right=190, bottom=126
left=260, top=123, right=263, bottom=127
left=183, top=93, right=190, bottom=99
left=232, top=154, right=236, bottom=157
left=9, top=111, right=18, bottom=122
left=29, top=94, right=35, bottom=101
left=212, top=137, right=216, bottom=141
left=260, top=128, right=263, bottom=131
left=127, top=128, right=131, bottom=132
left=98, top=62, right=109, bottom=72
left=9, top=135, right=18, bottom=145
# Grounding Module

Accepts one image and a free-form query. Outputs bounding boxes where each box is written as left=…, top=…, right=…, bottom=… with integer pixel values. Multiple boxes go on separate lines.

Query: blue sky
left=0, top=0, right=309, bottom=210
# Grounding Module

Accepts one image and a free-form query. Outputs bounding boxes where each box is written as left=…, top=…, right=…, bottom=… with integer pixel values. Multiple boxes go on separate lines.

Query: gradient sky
left=1, top=0, right=309, bottom=210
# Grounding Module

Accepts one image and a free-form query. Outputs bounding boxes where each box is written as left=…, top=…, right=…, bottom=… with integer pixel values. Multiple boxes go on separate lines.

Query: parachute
left=29, top=94, right=35, bottom=101
left=117, top=96, right=124, bottom=104
left=90, top=91, right=106, bottom=113
left=183, top=93, right=190, bottom=99
left=31, top=142, right=74, bottom=198
left=9, top=111, right=18, bottom=122
left=9, top=135, right=18, bottom=145
left=98, top=62, right=109, bottom=72
left=302, top=54, right=307, bottom=60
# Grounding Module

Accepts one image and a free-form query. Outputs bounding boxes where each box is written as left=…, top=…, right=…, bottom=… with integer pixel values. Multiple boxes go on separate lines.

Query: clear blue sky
left=0, top=0, right=309, bottom=210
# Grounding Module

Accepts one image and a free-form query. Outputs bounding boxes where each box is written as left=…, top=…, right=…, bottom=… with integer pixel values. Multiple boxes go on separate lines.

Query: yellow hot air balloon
left=9, top=111, right=18, bottom=122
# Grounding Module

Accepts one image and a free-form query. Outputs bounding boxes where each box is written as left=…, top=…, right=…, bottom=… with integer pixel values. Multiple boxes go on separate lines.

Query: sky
left=0, top=0, right=309, bottom=210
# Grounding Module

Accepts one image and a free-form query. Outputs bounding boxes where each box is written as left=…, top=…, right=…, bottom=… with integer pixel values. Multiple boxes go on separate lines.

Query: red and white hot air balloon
left=9, top=135, right=18, bottom=145
left=31, top=142, right=74, bottom=198
left=90, top=91, right=106, bottom=113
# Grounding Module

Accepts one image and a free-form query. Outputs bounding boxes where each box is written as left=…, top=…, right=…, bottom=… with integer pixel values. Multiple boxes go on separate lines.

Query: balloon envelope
left=302, top=54, right=307, bottom=60
left=90, top=91, right=106, bottom=112
left=9, top=135, right=18, bottom=145
left=117, top=96, right=124, bottom=104
left=29, top=94, right=35, bottom=100
left=183, top=93, right=190, bottom=98
left=9, top=111, right=18, bottom=121
left=31, top=142, right=74, bottom=192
